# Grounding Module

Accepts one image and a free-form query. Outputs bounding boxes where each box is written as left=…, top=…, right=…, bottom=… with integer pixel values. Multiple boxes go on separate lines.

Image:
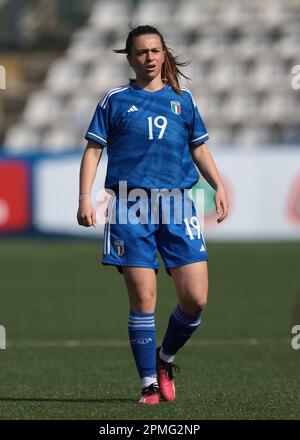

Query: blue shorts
left=102, top=189, right=208, bottom=273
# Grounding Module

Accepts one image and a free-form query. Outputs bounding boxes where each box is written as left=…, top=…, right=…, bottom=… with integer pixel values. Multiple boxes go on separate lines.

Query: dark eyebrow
left=136, top=47, right=161, bottom=52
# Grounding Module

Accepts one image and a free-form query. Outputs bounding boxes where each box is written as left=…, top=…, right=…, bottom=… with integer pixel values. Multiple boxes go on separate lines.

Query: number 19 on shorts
left=184, top=216, right=201, bottom=239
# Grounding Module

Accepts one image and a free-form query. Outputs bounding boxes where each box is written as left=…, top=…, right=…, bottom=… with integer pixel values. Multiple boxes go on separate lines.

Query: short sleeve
left=85, top=99, right=109, bottom=148
left=187, top=93, right=209, bottom=149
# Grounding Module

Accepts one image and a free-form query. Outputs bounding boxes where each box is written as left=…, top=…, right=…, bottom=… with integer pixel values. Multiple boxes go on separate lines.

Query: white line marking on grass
left=5, top=338, right=291, bottom=348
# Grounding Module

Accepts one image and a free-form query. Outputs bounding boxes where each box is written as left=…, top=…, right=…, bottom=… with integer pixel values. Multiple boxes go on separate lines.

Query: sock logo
left=130, top=337, right=153, bottom=345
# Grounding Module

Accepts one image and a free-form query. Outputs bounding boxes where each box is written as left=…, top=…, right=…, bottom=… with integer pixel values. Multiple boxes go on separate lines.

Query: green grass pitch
left=0, top=239, right=299, bottom=419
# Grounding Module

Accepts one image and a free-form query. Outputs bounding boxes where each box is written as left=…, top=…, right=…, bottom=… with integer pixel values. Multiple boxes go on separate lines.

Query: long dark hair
left=113, top=25, right=190, bottom=95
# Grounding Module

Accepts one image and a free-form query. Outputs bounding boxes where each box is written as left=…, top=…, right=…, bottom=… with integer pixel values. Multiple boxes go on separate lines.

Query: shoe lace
left=143, top=383, right=159, bottom=396
left=161, top=362, right=181, bottom=380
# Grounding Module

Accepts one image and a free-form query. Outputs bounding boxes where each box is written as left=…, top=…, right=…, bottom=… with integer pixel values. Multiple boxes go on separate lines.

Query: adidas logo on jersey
left=200, top=244, right=206, bottom=252
left=127, top=105, right=138, bottom=112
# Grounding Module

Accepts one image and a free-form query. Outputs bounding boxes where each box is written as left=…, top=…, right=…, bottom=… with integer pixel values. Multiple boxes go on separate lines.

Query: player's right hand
left=77, top=200, right=96, bottom=227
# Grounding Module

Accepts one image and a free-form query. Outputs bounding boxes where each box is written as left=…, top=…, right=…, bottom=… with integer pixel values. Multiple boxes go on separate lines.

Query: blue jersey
left=85, top=81, right=209, bottom=190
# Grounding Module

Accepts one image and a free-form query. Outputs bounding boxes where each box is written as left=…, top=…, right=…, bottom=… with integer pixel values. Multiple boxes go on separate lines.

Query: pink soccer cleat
left=138, top=382, right=160, bottom=405
left=156, top=347, right=180, bottom=402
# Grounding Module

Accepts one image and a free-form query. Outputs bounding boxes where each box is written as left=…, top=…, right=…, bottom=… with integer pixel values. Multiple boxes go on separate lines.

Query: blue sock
left=161, top=304, right=202, bottom=358
left=128, top=310, right=157, bottom=382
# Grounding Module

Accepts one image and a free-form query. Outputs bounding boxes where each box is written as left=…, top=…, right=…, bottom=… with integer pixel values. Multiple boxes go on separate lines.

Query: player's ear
left=127, top=54, right=132, bottom=67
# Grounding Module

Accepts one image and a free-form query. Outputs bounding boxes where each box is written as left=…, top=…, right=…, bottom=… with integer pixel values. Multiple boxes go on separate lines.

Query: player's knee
left=180, top=295, right=207, bottom=317
left=190, top=294, right=207, bottom=315
left=195, top=297, right=207, bottom=313
left=131, top=289, right=156, bottom=312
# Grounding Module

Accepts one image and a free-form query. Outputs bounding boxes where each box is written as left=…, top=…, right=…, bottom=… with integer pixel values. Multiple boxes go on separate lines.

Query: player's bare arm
left=77, top=139, right=103, bottom=227
left=191, top=143, right=229, bottom=223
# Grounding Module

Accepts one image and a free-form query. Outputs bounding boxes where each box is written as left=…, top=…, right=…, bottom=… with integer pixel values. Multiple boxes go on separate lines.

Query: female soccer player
left=77, top=25, right=228, bottom=405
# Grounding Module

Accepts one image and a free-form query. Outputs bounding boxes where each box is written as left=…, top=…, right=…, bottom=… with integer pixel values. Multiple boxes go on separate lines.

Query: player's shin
left=161, top=304, right=202, bottom=361
left=128, top=310, right=157, bottom=389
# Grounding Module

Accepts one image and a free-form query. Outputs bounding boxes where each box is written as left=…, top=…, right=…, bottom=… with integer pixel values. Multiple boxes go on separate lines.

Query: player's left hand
left=215, top=185, right=229, bottom=223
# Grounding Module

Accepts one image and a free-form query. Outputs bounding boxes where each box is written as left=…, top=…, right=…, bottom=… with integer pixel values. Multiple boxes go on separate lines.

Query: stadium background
left=0, top=0, right=299, bottom=419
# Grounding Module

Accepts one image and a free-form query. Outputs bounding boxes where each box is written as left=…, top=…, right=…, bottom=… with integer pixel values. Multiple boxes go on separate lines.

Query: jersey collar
left=129, top=80, right=169, bottom=95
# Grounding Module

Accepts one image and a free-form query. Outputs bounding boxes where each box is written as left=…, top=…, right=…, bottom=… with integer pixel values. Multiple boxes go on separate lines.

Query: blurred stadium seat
left=41, top=125, right=80, bottom=151
left=132, top=0, right=174, bottom=28
left=4, top=123, right=42, bottom=152
left=88, top=0, right=130, bottom=32
left=23, top=90, right=63, bottom=128
left=45, top=58, right=86, bottom=95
